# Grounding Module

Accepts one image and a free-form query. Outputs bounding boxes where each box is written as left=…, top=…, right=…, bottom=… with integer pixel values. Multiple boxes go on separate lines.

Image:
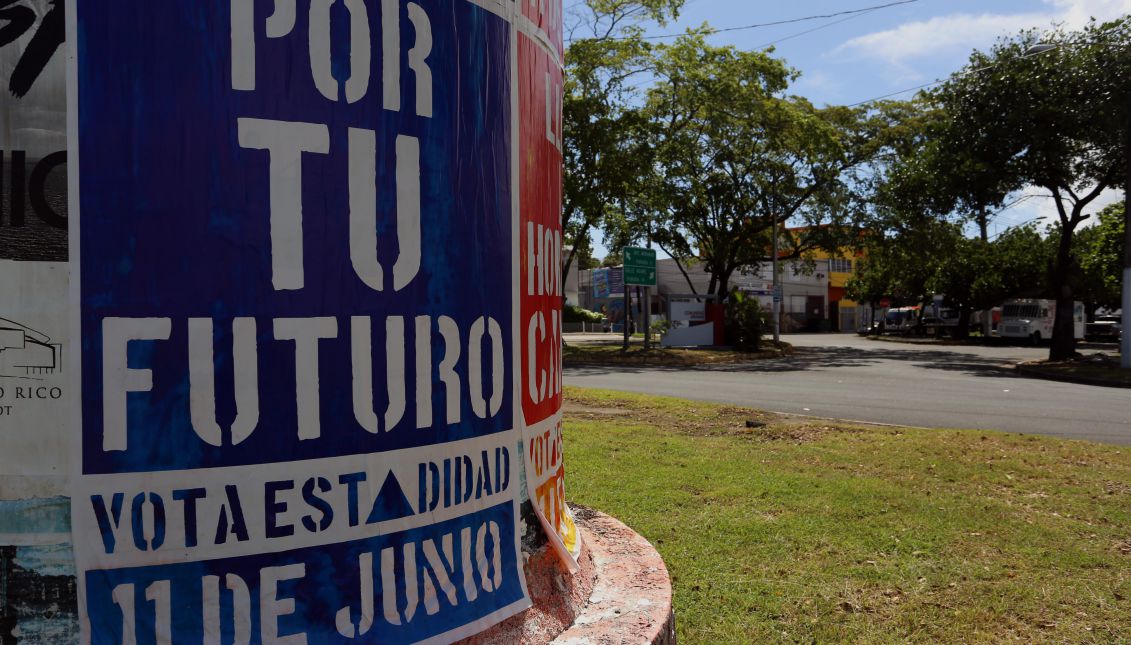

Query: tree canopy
left=561, top=7, right=1128, bottom=356
left=638, top=34, right=869, bottom=297
left=562, top=0, right=684, bottom=282
left=928, top=17, right=1130, bottom=358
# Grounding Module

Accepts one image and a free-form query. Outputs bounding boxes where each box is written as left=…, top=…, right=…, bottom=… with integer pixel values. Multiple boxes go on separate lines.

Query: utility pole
left=772, top=211, right=781, bottom=345
left=623, top=275, right=631, bottom=351
left=644, top=226, right=653, bottom=350
left=979, top=205, right=993, bottom=338
left=1122, top=100, right=1130, bottom=368
left=643, top=285, right=651, bottom=349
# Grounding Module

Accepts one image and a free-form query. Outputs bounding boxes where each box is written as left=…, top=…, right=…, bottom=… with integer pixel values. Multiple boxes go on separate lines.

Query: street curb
left=1013, top=363, right=1131, bottom=389
left=866, top=335, right=1119, bottom=351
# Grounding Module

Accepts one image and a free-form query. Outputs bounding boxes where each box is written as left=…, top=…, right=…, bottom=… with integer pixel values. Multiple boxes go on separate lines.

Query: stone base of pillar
left=462, top=504, right=675, bottom=645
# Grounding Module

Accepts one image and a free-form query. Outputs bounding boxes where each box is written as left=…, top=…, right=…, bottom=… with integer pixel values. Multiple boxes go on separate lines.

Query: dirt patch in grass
left=563, top=389, right=846, bottom=442
left=563, top=340, right=791, bottom=367
left=561, top=401, right=632, bottom=417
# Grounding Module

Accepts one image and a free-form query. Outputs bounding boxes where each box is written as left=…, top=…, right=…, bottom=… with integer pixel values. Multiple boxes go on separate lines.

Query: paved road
left=565, top=334, right=1131, bottom=445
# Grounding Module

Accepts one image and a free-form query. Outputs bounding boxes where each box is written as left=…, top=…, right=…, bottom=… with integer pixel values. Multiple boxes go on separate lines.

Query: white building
left=580, top=257, right=835, bottom=333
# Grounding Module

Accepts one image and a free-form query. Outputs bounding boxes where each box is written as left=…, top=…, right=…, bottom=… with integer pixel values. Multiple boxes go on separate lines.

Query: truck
left=855, top=306, right=914, bottom=335
left=998, top=299, right=1084, bottom=343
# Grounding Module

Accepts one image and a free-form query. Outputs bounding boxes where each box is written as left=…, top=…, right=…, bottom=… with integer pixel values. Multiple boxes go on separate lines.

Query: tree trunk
left=955, top=305, right=972, bottom=340
left=562, top=244, right=578, bottom=293
left=914, top=298, right=927, bottom=336
left=658, top=244, right=698, bottom=295
left=976, top=204, right=993, bottom=338
left=716, top=277, right=730, bottom=300
left=1049, top=226, right=1078, bottom=361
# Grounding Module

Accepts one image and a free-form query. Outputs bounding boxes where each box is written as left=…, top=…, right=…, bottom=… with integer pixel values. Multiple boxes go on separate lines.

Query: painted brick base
left=463, top=505, right=675, bottom=645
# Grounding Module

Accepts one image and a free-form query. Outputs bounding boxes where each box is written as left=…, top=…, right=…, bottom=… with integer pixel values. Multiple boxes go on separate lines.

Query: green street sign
left=624, top=266, right=656, bottom=286
left=623, top=246, right=657, bottom=286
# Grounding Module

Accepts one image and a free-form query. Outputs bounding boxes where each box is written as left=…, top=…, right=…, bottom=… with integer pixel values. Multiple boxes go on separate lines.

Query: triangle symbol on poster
left=366, top=472, right=415, bottom=524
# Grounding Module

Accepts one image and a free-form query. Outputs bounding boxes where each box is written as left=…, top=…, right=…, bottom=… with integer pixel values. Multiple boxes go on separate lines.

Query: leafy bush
left=727, top=291, right=766, bottom=351
left=563, top=304, right=605, bottom=323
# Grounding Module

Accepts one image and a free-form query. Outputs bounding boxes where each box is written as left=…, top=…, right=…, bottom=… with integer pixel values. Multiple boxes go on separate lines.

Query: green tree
left=577, top=253, right=602, bottom=270
left=1077, top=202, right=1126, bottom=310
left=600, top=250, right=623, bottom=267
left=930, top=17, right=1131, bottom=359
left=928, top=225, right=1053, bottom=337
left=846, top=98, right=960, bottom=329
left=641, top=33, right=867, bottom=298
left=561, top=0, right=684, bottom=287
left=846, top=217, right=959, bottom=325
left=844, top=252, right=894, bottom=324
left=847, top=99, right=949, bottom=322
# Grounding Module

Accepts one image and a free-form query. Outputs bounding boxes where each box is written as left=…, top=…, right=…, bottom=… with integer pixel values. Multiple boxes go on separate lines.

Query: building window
left=830, top=258, right=853, bottom=273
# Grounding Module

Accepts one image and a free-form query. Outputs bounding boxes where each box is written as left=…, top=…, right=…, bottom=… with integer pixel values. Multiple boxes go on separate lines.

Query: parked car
left=1085, top=315, right=1122, bottom=342
left=918, top=315, right=951, bottom=337
left=932, top=308, right=972, bottom=336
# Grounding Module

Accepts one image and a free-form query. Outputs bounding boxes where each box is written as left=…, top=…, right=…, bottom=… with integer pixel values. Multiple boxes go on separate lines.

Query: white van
left=998, top=299, right=1084, bottom=343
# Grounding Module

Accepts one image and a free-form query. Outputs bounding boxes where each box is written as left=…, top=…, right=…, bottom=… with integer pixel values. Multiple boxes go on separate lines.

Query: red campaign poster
left=519, top=0, right=563, bottom=60
left=518, top=31, right=580, bottom=569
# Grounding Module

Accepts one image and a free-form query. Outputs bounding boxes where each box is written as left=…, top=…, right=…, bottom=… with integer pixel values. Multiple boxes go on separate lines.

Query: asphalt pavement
left=564, top=333, right=1131, bottom=445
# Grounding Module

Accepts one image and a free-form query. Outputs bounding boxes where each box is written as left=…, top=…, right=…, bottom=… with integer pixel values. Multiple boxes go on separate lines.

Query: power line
left=598, top=0, right=921, bottom=41
left=752, top=7, right=885, bottom=51
left=846, top=79, right=943, bottom=106
left=845, top=52, right=1046, bottom=106
left=843, top=36, right=1126, bottom=107
left=986, top=195, right=1045, bottom=239
left=618, top=4, right=913, bottom=91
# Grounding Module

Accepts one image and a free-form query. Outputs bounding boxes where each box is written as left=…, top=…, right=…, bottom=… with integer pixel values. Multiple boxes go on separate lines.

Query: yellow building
left=804, top=247, right=863, bottom=332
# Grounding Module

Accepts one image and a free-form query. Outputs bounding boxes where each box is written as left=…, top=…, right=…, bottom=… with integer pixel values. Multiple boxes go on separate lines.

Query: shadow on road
left=566, top=344, right=1023, bottom=379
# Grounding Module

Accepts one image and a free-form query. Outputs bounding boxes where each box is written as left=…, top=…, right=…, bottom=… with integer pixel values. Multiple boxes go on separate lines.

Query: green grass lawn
left=563, top=387, right=1131, bottom=643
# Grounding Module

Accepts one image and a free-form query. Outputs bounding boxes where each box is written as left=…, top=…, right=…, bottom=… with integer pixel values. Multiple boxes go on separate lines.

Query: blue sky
left=578, top=0, right=1130, bottom=257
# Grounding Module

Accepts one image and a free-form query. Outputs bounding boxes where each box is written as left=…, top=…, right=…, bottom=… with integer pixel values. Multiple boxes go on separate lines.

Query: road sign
left=624, top=246, right=656, bottom=266
left=623, top=246, right=657, bottom=286
left=624, top=265, right=657, bottom=286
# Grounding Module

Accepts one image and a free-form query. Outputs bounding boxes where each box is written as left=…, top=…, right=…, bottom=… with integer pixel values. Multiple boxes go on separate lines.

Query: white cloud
left=835, top=13, right=1050, bottom=68
left=992, top=186, right=1122, bottom=236
left=1045, top=0, right=1131, bottom=29
left=834, top=0, right=1131, bottom=80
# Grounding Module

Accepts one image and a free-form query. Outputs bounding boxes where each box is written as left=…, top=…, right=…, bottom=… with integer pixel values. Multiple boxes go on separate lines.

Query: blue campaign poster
left=70, top=1, right=531, bottom=642
left=591, top=269, right=610, bottom=299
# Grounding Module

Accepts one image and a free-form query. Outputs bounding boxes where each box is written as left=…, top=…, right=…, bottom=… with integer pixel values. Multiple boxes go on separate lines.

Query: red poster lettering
left=519, top=36, right=563, bottom=427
